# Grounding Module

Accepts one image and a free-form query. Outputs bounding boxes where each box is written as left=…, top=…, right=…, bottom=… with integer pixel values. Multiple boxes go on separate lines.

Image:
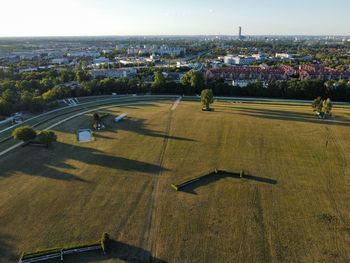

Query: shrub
left=101, top=232, right=110, bottom=253
left=12, top=126, right=37, bottom=142
left=37, top=130, right=57, bottom=147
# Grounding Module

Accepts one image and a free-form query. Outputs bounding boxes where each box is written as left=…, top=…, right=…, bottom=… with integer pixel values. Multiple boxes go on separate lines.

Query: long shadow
left=235, top=107, right=350, bottom=127
left=64, top=240, right=167, bottom=263
left=109, top=117, right=196, bottom=142
left=0, top=141, right=168, bottom=181
left=93, top=133, right=115, bottom=140
left=180, top=171, right=277, bottom=195
left=244, top=174, right=278, bottom=185
left=0, top=234, right=17, bottom=263
left=80, top=110, right=196, bottom=142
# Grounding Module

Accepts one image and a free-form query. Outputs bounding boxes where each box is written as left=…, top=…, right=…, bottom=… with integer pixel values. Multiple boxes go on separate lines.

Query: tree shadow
left=63, top=240, right=167, bottom=263
left=234, top=107, right=350, bottom=127
left=0, top=141, right=168, bottom=182
left=180, top=171, right=277, bottom=195
left=0, top=234, right=17, bottom=263
left=93, top=133, right=115, bottom=140
left=109, top=117, right=196, bottom=142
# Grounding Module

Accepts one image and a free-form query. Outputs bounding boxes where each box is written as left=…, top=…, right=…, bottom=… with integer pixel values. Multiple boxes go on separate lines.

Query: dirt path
left=140, top=98, right=179, bottom=261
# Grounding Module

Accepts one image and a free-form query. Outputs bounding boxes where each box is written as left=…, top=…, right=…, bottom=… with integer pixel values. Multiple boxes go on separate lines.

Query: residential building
left=275, top=53, right=295, bottom=59
left=299, top=64, right=350, bottom=80
left=205, top=65, right=292, bottom=85
left=90, top=68, right=137, bottom=79
left=224, top=55, right=256, bottom=65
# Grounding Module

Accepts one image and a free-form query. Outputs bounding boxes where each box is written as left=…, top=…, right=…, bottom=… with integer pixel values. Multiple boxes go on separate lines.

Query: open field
left=0, top=99, right=350, bottom=262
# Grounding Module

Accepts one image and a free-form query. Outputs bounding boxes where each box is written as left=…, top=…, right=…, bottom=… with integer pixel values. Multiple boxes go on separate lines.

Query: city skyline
left=0, top=0, right=350, bottom=37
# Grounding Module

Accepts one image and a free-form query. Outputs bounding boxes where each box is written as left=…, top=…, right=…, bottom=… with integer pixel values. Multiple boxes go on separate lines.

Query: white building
left=52, top=58, right=69, bottom=65
left=67, top=51, right=100, bottom=58
left=232, top=79, right=264, bottom=87
left=90, top=68, right=137, bottom=79
left=93, top=57, right=110, bottom=64
left=224, top=55, right=256, bottom=65
left=252, top=53, right=266, bottom=61
left=127, top=45, right=186, bottom=56
left=275, top=53, right=295, bottom=59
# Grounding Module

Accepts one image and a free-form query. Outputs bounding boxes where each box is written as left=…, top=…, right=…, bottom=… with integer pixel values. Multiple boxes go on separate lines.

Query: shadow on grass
left=93, top=133, right=114, bottom=140
left=234, top=107, right=350, bottom=127
left=0, top=234, right=17, bottom=262
left=64, top=240, right=167, bottom=263
left=180, top=171, right=277, bottom=195
left=0, top=141, right=168, bottom=182
left=108, top=117, right=196, bottom=142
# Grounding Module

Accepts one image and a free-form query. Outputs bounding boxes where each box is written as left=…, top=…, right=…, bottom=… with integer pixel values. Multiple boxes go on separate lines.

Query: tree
left=312, top=97, right=333, bottom=118
left=12, top=126, right=37, bottom=142
left=322, top=98, right=333, bottom=116
left=181, top=70, right=205, bottom=93
left=201, top=89, right=214, bottom=111
left=60, top=70, right=73, bottom=83
left=93, top=112, right=101, bottom=129
left=312, top=96, right=323, bottom=114
left=152, top=71, right=167, bottom=87
left=76, top=70, right=92, bottom=83
left=101, top=232, right=110, bottom=254
left=0, top=98, right=13, bottom=116
left=37, top=130, right=57, bottom=147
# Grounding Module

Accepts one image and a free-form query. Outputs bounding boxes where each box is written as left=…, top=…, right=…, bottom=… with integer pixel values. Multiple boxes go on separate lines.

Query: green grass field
left=0, top=99, right=350, bottom=262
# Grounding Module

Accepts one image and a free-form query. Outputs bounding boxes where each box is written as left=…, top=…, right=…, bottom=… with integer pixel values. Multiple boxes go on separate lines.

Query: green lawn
left=0, top=100, right=350, bottom=262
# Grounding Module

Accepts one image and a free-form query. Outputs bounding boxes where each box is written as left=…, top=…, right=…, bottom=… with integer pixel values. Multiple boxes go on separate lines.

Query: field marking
left=0, top=142, right=24, bottom=157
left=171, top=96, right=182, bottom=111
left=0, top=99, right=176, bottom=159
left=0, top=95, right=133, bottom=135
left=141, top=100, right=177, bottom=260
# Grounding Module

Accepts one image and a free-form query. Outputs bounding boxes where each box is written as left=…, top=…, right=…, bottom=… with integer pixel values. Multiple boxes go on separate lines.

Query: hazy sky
left=0, top=0, right=349, bottom=37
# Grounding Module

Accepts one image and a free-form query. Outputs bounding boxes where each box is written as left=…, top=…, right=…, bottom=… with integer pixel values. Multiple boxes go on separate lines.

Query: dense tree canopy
left=12, top=126, right=37, bottom=142
left=0, top=65, right=349, bottom=118
left=37, top=130, right=57, bottom=147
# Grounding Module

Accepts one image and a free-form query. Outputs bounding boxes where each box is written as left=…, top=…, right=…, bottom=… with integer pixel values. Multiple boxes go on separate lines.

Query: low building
left=224, top=55, right=256, bottom=65
left=90, top=68, right=137, bottom=79
left=275, top=53, right=295, bottom=59
left=52, top=58, right=69, bottom=65
left=232, top=79, right=258, bottom=87
left=67, top=51, right=100, bottom=58
left=18, top=67, right=38, bottom=73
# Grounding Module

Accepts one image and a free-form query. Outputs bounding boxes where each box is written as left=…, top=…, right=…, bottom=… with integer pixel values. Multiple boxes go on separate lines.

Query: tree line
left=1, top=67, right=350, bottom=118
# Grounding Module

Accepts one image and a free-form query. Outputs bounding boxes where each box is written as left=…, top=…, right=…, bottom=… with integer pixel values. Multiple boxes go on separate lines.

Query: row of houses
left=205, top=64, right=350, bottom=87
left=299, top=64, right=350, bottom=81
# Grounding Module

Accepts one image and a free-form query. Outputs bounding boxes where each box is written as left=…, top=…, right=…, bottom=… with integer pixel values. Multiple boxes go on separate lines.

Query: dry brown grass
left=0, top=100, right=350, bottom=262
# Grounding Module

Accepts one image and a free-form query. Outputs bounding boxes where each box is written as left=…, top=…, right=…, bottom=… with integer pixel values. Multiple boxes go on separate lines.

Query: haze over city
left=1, top=0, right=350, bottom=37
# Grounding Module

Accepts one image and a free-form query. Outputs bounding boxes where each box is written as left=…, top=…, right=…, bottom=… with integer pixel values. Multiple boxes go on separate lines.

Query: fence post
left=61, top=249, right=64, bottom=261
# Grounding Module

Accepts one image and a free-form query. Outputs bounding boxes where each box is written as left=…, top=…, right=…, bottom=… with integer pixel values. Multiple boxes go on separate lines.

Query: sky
left=0, top=0, right=349, bottom=37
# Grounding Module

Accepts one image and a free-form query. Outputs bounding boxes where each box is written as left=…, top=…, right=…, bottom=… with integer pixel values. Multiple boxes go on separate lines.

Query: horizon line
left=0, top=34, right=349, bottom=39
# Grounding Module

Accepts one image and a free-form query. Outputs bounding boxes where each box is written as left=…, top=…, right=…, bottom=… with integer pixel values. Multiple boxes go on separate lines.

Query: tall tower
left=238, top=26, right=242, bottom=39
